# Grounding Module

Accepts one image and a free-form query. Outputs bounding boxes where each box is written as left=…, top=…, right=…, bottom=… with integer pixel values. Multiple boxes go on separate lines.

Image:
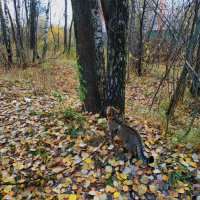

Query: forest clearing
left=0, top=0, right=200, bottom=199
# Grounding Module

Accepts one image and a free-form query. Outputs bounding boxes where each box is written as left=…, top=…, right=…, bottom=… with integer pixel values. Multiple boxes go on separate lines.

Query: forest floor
left=0, top=58, right=199, bottom=200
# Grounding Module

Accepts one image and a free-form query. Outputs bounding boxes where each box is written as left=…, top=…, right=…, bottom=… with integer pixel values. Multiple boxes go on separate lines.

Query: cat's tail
left=137, top=141, right=154, bottom=164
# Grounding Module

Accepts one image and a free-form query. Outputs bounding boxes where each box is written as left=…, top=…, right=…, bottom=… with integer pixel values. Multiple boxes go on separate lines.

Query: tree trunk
left=57, top=22, right=60, bottom=50
left=30, top=0, right=37, bottom=61
left=72, top=0, right=104, bottom=113
left=190, top=36, right=200, bottom=97
left=49, top=6, right=56, bottom=54
left=136, top=0, right=147, bottom=76
left=13, top=0, right=25, bottom=64
left=127, top=0, right=136, bottom=80
left=42, top=0, right=51, bottom=59
left=67, top=19, right=73, bottom=53
left=0, top=0, right=13, bottom=65
left=101, top=0, right=129, bottom=114
left=64, top=0, right=68, bottom=52
left=7, top=8, right=17, bottom=56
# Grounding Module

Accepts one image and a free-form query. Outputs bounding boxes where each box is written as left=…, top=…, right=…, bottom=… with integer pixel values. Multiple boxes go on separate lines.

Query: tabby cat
left=106, top=106, right=154, bottom=164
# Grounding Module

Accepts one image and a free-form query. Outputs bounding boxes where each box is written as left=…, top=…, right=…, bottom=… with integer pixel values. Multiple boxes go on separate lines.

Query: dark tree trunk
left=136, top=0, right=147, bottom=76
left=0, top=0, right=13, bottom=65
left=101, top=0, right=129, bottom=114
left=7, top=8, right=17, bottom=55
left=30, top=0, right=38, bottom=61
left=67, top=19, right=73, bottom=53
left=71, top=0, right=105, bottom=113
left=64, top=0, right=68, bottom=52
left=190, top=36, right=200, bottom=97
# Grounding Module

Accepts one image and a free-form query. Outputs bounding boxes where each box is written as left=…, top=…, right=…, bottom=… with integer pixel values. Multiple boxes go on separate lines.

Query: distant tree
left=190, top=29, right=200, bottom=97
left=42, top=0, right=51, bottom=59
left=67, top=19, right=73, bottom=53
left=0, top=0, right=13, bottom=65
left=136, top=0, right=148, bottom=76
left=64, top=0, right=67, bottom=52
left=13, top=0, right=25, bottom=64
left=30, top=0, right=38, bottom=61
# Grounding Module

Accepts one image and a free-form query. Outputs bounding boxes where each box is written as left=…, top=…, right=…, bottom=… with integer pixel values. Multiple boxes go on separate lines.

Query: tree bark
left=30, top=0, right=38, bottom=61
left=67, top=19, right=73, bottom=53
left=13, top=0, right=25, bottom=63
left=42, top=0, right=51, bottom=59
left=64, top=0, right=68, bottom=52
left=72, top=0, right=105, bottom=113
left=101, top=0, right=129, bottom=114
left=136, top=0, right=147, bottom=76
left=0, top=0, right=13, bottom=65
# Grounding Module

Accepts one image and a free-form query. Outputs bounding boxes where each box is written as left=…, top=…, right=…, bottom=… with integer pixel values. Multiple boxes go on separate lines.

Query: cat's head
left=106, top=106, right=120, bottom=120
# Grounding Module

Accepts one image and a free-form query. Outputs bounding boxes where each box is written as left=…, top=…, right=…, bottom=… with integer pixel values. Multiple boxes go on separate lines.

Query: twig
left=38, top=51, right=65, bottom=64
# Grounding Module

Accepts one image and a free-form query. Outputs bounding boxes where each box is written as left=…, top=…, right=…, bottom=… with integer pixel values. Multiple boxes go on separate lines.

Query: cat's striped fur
left=106, top=106, right=154, bottom=164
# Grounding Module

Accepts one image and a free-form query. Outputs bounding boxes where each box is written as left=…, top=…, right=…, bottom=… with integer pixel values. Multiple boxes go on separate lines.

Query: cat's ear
left=113, top=107, right=120, bottom=114
left=106, top=106, right=112, bottom=120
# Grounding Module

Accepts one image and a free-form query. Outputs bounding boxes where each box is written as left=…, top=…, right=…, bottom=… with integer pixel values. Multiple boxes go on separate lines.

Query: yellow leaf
left=176, top=188, right=185, bottom=193
left=132, top=185, right=138, bottom=192
left=123, top=185, right=129, bottom=192
left=113, top=192, right=120, bottom=198
left=138, top=184, right=147, bottom=196
left=124, top=180, right=133, bottom=185
left=120, top=173, right=127, bottom=180
left=69, top=194, right=77, bottom=200
left=105, top=185, right=116, bottom=193
left=165, top=158, right=172, bottom=163
left=52, top=167, right=65, bottom=173
left=85, top=158, right=92, bottom=164
left=4, top=185, right=12, bottom=193
left=95, top=114, right=100, bottom=118
left=18, top=179, right=26, bottom=183
left=188, top=161, right=197, bottom=168
left=57, top=174, right=63, bottom=179
left=149, top=185, right=157, bottom=193
left=76, top=178, right=82, bottom=183
left=58, top=194, right=68, bottom=200
left=63, top=178, right=71, bottom=188
left=105, top=173, right=111, bottom=179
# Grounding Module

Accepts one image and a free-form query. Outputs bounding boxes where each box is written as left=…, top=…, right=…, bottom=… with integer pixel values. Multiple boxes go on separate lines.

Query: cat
left=106, top=106, right=154, bottom=164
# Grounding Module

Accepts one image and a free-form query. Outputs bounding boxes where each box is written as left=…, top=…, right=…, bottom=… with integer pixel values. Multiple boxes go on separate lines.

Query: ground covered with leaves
left=0, top=61, right=199, bottom=199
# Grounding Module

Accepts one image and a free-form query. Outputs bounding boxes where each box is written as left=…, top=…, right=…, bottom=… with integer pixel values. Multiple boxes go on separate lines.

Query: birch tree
left=72, top=0, right=104, bottom=113
left=64, top=0, right=67, bottom=52
left=101, top=0, right=129, bottom=113
left=13, top=0, right=25, bottom=63
left=0, top=0, right=13, bottom=65
left=42, top=0, right=51, bottom=59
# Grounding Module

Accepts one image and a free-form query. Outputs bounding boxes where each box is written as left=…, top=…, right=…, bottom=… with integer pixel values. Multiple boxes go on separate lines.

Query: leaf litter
left=0, top=65, right=199, bottom=199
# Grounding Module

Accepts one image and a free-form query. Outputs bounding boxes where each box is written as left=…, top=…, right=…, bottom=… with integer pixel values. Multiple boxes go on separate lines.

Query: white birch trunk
left=42, top=0, right=51, bottom=59
left=0, top=0, right=12, bottom=64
